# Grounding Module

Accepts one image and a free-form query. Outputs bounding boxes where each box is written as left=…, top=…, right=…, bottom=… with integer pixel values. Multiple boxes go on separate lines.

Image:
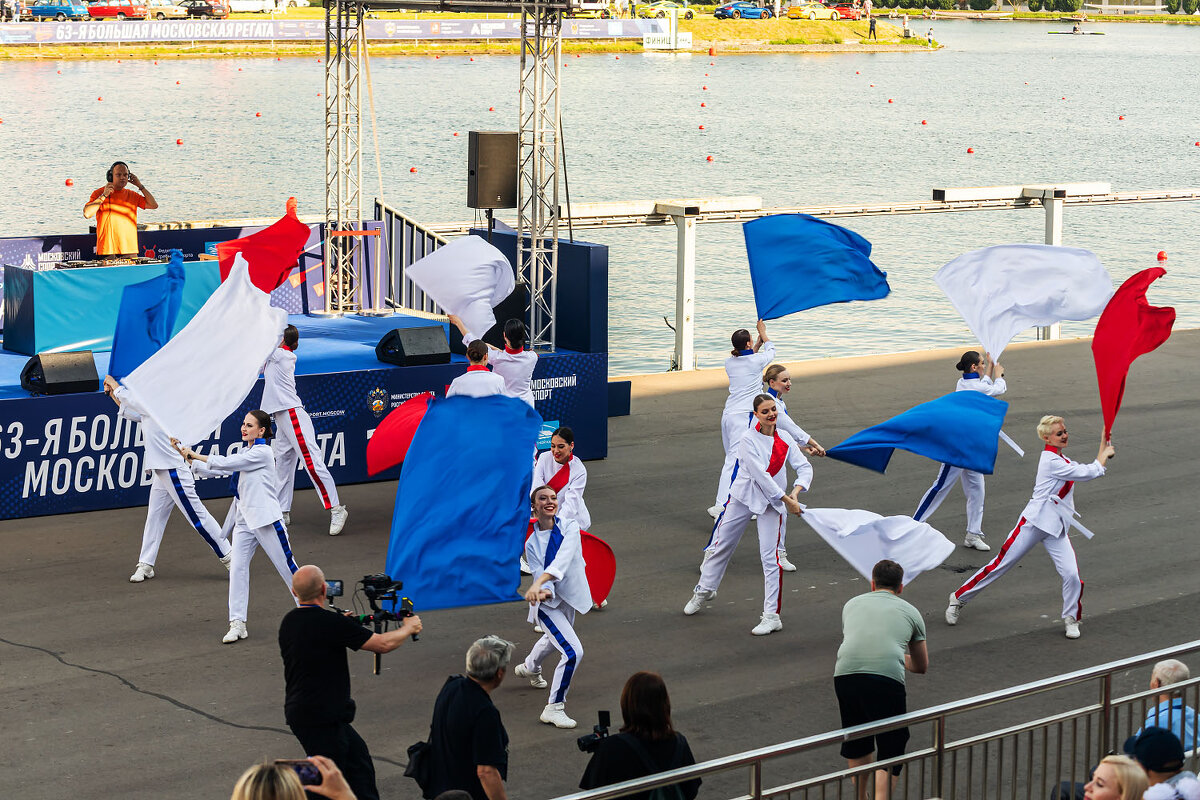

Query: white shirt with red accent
left=260, top=346, right=303, bottom=414
left=729, top=424, right=808, bottom=515
left=532, top=451, right=591, bottom=530
left=446, top=365, right=506, bottom=398
left=1019, top=446, right=1106, bottom=537
left=462, top=332, right=538, bottom=406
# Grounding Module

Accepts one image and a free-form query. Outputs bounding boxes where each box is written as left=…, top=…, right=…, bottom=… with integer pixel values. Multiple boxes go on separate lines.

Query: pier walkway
left=2, top=332, right=1197, bottom=800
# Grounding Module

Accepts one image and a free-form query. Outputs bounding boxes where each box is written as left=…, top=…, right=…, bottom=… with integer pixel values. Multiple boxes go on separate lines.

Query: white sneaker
left=539, top=702, right=577, bottom=729
left=684, top=590, right=715, bottom=616
left=591, top=598, right=608, bottom=610
left=129, top=562, right=155, bottom=583
left=707, top=504, right=722, bottom=519
left=945, top=592, right=963, bottom=625
left=1064, top=616, right=1081, bottom=639
left=329, top=505, right=348, bottom=536
left=778, top=549, right=797, bottom=572
left=520, top=555, right=532, bottom=576
left=963, top=533, right=991, bottom=551
left=751, top=612, right=783, bottom=636
left=513, top=664, right=548, bottom=689
left=219, top=552, right=232, bottom=572
left=533, top=624, right=543, bottom=633
left=281, top=511, right=291, bottom=525
left=222, top=620, right=248, bottom=644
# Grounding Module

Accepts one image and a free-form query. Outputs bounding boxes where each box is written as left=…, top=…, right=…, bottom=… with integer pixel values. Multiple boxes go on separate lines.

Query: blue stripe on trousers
left=914, top=463, right=952, bottom=521
left=167, top=469, right=223, bottom=556
left=537, top=608, right=577, bottom=704
left=272, top=520, right=299, bottom=574
left=705, top=458, right=741, bottom=550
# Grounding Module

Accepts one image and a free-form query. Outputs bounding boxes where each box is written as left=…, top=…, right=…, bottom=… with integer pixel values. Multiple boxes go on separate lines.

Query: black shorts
left=834, top=673, right=910, bottom=771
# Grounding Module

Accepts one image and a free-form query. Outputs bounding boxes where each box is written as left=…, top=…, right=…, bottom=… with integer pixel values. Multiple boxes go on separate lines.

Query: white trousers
left=272, top=407, right=339, bottom=512
left=524, top=604, right=583, bottom=705
left=913, top=463, right=986, bottom=536
left=714, top=411, right=755, bottom=507
left=139, top=468, right=231, bottom=565
left=227, top=518, right=299, bottom=623
left=697, top=498, right=786, bottom=616
left=953, top=518, right=1083, bottom=620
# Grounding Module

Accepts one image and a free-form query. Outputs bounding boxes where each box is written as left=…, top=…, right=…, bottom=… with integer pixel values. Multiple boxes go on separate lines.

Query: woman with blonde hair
left=231, top=756, right=355, bottom=800
left=1084, top=755, right=1148, bottom=800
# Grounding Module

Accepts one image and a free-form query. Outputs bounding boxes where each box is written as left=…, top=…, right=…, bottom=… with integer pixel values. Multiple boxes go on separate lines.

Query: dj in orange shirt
left=83, top=161, right=159, bottom=257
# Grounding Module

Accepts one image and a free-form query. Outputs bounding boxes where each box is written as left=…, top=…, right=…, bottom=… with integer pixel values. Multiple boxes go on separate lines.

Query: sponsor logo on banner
left=537, top=420, right=560, bottom=451
left=368, top=387, right=389, bottom=418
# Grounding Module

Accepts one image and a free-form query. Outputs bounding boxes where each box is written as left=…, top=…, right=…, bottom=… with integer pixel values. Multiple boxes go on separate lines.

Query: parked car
left=29, top=0, right=90, bottom=19
left=638, top=1, right=694, bottom=18
left=88, top=0, right=148, bottom=19
left=714, top=1, right=772, bottom=18
left=828, top=2, right=860, bottom=19
left=177, top=0, right=229, bottom=15
left=146, top=0, right=186, bottom=17
left=786, top=1, right=835, bottom=18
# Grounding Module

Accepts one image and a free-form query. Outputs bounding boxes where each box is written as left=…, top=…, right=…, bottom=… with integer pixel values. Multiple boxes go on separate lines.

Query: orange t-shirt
left=88, top=187, right=148, bottom=256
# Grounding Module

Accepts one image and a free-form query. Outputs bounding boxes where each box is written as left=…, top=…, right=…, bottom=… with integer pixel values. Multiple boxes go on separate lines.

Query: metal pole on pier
left=665, top=206, right=697, bottom=371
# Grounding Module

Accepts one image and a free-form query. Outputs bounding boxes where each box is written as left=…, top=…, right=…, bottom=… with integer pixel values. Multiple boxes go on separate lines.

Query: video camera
left=329, top=573, right=417, bottom=675
left=577, top=710, right=611, bottom=753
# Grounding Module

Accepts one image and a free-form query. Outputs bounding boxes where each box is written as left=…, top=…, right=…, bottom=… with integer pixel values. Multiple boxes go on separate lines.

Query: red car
left=88, top=0, right=148, bottom=17
left=829, top=2, right=861, bottom=19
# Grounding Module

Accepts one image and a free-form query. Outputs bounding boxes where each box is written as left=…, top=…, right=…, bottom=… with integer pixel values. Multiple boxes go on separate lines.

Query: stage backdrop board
left=0, top=350, right=606, bottom=521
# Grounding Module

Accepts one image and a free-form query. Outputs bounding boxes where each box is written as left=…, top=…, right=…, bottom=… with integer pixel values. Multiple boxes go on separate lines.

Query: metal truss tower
left=323, top=0, right=365, bottom=315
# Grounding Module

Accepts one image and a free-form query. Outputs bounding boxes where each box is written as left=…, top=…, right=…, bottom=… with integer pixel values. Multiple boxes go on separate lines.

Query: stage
left=0, top=312, right=608, bottom=522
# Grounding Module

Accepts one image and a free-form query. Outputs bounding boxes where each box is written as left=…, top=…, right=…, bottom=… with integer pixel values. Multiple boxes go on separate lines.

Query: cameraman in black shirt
left=279, top=565, right=422, bottom=800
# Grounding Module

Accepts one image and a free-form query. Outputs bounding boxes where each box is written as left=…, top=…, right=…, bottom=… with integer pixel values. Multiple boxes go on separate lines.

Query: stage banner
left=0, top=352, right=606, bottom=521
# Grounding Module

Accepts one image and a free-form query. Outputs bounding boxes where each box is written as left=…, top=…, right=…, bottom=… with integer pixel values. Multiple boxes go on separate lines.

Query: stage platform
left=0, top=312, right=607, bottom=521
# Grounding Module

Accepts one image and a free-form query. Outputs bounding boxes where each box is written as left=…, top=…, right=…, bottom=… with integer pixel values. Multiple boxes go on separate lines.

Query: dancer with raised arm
left=448, top=314, right=538, bottom=407
left=913, top=350, right=1007, bottom=552
left=945, top=415, right=1114, bottom=640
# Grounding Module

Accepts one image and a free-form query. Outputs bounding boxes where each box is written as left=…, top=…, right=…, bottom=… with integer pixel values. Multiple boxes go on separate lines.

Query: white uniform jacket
left=532, top=452, right=591, bottom=530
left=1018, top=446, right=1105, bottom=537
left=260, top=346, right=303, bottom=414
left=446, top=366, right=507, bottom=398
left=729, top=425, right=808, bottom=515
left=115, top=387, right=186, bottom=471
left=721, top=341, right=776, bottom=416
left=770, top=393, right=811, bottom=448
left=526, top=517, right=591, bottom=615
left=956, top=373, right=1007, bottom=397
left=463, top=333, right=538, bottom=406
left=193, top=441, right=284, bottom=530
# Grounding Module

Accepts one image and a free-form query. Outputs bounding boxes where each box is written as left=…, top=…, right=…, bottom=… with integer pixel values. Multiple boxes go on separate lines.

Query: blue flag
left=743, top=214, right=889, bottom=321
left=827, top=391, right=1009, bottom=474
left=109, top=250, right=185, bottom=379
left=384, top=394, right=541, bottom=611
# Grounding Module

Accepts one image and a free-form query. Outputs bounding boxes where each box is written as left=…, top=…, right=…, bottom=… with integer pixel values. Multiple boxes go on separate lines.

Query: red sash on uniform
left=547, top=461, right=570, bottom=493
left=1046, top=445, right=1075, bottom=498
left=757, top=425, right=789, bottom=477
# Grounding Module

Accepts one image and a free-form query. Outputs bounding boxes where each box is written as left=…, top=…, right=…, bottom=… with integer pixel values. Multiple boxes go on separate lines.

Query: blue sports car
left=29, top=0, right=90, bottom=17
left=714, top=1, right=773, bottom=18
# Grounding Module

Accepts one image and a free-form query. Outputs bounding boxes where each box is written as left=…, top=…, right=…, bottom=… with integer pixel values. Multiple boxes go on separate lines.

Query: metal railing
left=551, top=640, right=1200, bottom=800
left=375, top=199, right=448, bottom=318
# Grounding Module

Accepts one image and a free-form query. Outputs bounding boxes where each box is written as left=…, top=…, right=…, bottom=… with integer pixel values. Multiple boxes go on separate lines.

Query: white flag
left=121, top=254, right=287, bottom=445
left=935, top=244, right=1113, bottom=358
left=407, top=236, right=516, bottom=339
left=802, top=508, right=956, bottom=585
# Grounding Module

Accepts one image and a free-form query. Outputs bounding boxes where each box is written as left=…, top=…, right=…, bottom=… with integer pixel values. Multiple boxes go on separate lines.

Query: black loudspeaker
left=21, top=351, right=99, bottom=395
left=467, top=131, right=518, bottom=210
left=448, top=283, right=531, bottom=356
left=376, top=326, right=451, bottom=367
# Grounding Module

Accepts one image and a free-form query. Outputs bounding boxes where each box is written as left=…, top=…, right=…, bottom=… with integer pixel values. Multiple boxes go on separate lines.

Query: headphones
left=107, top=161, right=128, bottom=183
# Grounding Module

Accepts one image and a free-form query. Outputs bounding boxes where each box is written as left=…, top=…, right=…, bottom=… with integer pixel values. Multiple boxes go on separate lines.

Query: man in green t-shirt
left=833, top=560, right=929, bottom=800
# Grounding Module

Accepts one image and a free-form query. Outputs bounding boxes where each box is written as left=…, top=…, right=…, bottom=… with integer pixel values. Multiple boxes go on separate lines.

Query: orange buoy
left=65, top=178, right=74, bottom=187
left=57, top=70, right=61, bottom=74
left=117, top=59, right=121, bottom=63
left=1195, top=142, right=1200, bottom=146
left=176, top=138, right=183, bottom=145
left=966, top=147, right=974, bottom=154
left=706, top=155, right=713, bottom=161
left=887, top=98, right=893, bottom=103
left=702, top=86, right=707, bottom=90
left=615, top=55, right=619, bottom=59
left=255, top=112, right=262, bottom=117
left=238, top=68, right=242, bottom=72
left=704, top=73, right=708, bottom=76
left=176, top=80, right=181, bottom=84
left=869, top=83, right=875, bottom=87
left=489, top=106, right=494, bottom=111
left=97, top=97, right=103, bottom=101
left=410, top=167, right=418, bottom=173
left=921, top=120, right=927, bottom=125
left=453, top=132, right=459, bottom=136
left=435, top=55, right=440, bottom=58
left=699, top=125, right=705, bottom=130
left=1118, top=115, right=1124, bottom=120
left=700, top=102, right=706, bottom=107
left=470, top=57, right=475, bottom=61
left=708, top=47, right=714, bottom=56
left=1157, top=251, right=1168, bottom=261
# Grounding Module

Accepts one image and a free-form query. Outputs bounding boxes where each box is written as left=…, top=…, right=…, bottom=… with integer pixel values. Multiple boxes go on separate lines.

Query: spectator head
left=1151, top=659, right=1190, bottom=691
left=1123, top=728, right=1186, bottom=782
left=230, top=762, right=305, bottom=800
left=466, top=340, right=489, bottom=364
left=619, top=671, right=676, bottom=742
left=291, top=565, right=326, bottom=604
left=731, top=329, right=752, bottom=355
left=871, top=560, right=904, bottom=593
left=282, top=325, right=299, bottom=350
left=466, top=635, right=514, bottom=685
left=1084, top=755, right=1148, bottom=800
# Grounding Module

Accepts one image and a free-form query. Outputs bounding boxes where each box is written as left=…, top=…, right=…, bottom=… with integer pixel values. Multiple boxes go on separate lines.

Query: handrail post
left=934, top=716, right=946, bottom=800
left=1099, top=673, right=1113, bottom=758
left=671, top=211, right=696, bottom=371
left=750, top=759, right=763, bottom=800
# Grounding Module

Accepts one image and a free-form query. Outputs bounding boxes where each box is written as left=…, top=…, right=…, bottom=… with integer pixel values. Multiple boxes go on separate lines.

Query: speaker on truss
left=467, top=131, right=519, bottom=210
left=20, top=351, right=99, bottom=396
left=448, top=283, right=531, bottom=356
left=375, top=326, right=451, bottom=367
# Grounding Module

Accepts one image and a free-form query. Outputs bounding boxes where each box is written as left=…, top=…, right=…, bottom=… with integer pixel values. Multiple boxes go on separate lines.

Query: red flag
left=1091, top=267, right=1175, bottom=440
left=524, top=521, right=617, bottom=606
left=365, top=393, right=433, bottom=476
left=217, top=197, right=311, bottom=293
